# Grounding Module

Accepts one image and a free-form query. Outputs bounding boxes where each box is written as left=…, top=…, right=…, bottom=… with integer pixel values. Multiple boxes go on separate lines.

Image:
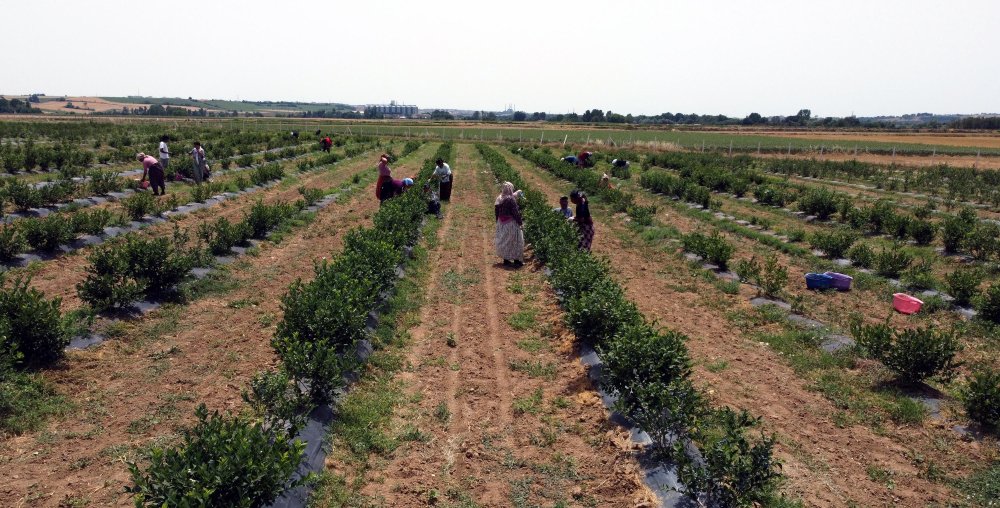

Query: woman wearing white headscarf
left=494, top=181, right=524, bottom=267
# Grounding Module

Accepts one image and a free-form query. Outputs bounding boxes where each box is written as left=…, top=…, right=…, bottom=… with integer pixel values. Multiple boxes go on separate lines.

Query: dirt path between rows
left=0, top=143, right=441, bottom=507
left=17, top=144, right=407, bottom=310
left=503, top=151, right=989, bottom=507
left=342, top=143, right=654, bottom=507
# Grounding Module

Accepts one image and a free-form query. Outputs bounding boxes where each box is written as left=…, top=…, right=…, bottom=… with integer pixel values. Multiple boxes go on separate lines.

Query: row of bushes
left=645, top=149, right=1000, bottom=209
left=0, top=208, right=128, bottom=261
left=0, top=139, right=95, bottom=173
left=518, top=148, right=638, bottom=214
left=639, top=169, right=712, bottom=209
left=682, top=231, right=735, bottom=270
left=76, top=227, right=204, bottom=311
left=0, top=127, right=313, bottom=176
left=851, top=319, right=1000, bottom=431
left=484, top=144, right=782, bottom=507
left=127, top=142, right=452, bottom=506
left=635, top=153, right=1000, bottom=304
left=197, top=200, right=299, bottom=255
left=0, top=158, right=294, bottom=262
left=0, top=135, right=354, bottom=218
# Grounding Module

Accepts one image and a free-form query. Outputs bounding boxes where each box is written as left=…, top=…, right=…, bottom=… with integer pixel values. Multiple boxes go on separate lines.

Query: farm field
left=1, top=118, right=999, bottom=507
left=4, top=115, right=1000, bottom=158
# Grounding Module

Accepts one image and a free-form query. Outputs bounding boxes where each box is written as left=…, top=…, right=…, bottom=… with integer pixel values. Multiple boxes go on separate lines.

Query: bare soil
left=328, top=144, right=655, bottom=507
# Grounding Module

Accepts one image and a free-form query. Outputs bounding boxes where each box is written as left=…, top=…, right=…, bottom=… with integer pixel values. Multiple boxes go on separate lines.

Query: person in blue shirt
left=553, top=196, right=573, bottom=219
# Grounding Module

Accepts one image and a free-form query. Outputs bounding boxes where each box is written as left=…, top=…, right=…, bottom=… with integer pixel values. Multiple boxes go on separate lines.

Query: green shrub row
left=518, top=148, right=638, bottom=214
left=682, top=231, right=735, bottom=270
left=645, top=150, right=1000, bottom=213
left=0, top=138, right=94, bottom=173
left=808, top=228, right=857, bottom=258
left=2, top=178, right=78, bottom=212
left=0, top=208, right=128, bottom=261
left=0, top=275, right=67, bottom=369
left=77, top=227, right=202, bottom=311
left=401, top=140, right=423, bottom=157
left=197, top=201, right=298, bottom=255
left=639, top=169, right=712, bottom=209
left=480, top=144, right=782, bottom=507
left=851, top=320, right=961, bottom=383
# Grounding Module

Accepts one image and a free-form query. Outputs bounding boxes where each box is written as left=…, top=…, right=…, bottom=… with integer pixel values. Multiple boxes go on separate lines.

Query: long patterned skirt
left=577, top=223, right=594, bottom=252
left=495, top=220, right=524, bottom=262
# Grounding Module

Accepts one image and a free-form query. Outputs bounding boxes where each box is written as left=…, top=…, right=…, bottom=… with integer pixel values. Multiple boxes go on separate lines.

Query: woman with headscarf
left=570, top=189, right=594, bottom=251
left=494, top=181, right=525, bottom=267
left=137, top=152, right=166, bottom=196
left=375, top=153, right=393, bottom=203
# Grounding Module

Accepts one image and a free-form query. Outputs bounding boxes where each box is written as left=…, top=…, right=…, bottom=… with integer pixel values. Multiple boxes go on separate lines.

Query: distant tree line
left=0, top=97, right=42, bottom=114
left=951, top=117, right=1000, bottom=130
left=95, top=104, right=242, bottom=117
left=428, top=107, right=994, bottom=129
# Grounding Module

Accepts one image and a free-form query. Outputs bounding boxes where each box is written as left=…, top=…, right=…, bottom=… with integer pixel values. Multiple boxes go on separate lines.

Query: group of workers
left=135, top=136, right=210, bottom=196
left=497, top=149, right=614, bottom=266
left=373, top=153, right=452, bottom=219
left=493, top=182, right=594, bottom=267
left=371, top=150, right=596, bottom=269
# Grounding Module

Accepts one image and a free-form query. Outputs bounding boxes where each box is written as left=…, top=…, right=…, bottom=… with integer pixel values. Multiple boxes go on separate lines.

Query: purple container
left=823, top=271, right=853, bottom=291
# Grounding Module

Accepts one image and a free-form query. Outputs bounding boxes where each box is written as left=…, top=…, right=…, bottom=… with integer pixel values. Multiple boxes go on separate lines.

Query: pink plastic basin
left=893, top=293, right=923, bottom=314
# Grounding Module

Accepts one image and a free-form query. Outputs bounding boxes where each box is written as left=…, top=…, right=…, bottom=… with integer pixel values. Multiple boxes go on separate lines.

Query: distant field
left=3, top=114, right=998, bottom=157
left=259, top=121, right=1000, bottom=156
left=101, top=97, right=353, bottom=114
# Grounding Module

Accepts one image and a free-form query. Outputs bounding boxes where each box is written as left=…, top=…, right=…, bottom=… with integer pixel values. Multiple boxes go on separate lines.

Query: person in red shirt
left=321, top=136, right=332, bottom=152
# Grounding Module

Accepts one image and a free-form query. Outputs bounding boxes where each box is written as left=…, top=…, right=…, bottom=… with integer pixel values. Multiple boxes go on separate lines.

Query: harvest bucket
left=893, top=293, right=923, bottom=314
left=139, top=181, right=150, bottom=190
left=805, top=272, right=834, bottom=290
left=823, top=271, right=853, bottom=291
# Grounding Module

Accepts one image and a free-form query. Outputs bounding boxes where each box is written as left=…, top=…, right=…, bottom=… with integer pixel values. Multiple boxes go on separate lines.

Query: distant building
left=365, top=100, right=417, bottom=118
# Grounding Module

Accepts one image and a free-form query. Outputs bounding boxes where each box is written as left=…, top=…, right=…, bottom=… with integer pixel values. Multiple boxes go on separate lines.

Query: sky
left=2, top=0, right=998, bottom=117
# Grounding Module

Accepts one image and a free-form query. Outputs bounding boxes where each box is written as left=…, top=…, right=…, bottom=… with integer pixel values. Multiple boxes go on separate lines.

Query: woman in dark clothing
left=569, top=189, right=594, bottom=251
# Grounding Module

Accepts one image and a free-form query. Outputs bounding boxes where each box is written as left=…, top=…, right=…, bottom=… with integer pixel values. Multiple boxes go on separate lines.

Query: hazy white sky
left=2, top=0, right=998, bottom=117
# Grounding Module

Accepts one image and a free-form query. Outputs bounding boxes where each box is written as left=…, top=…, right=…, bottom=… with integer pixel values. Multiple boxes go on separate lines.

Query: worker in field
left=611, top=158, right=630, bottom=170
left=553, top=196, right=574, bottom=219
left=423, top=182, right=442, bottom=218
left=158, top=135, right=170, bottom=176
left=321, top=135, right=333, bottom=152
left=190, top=142, right=208, bottom=184
left=137, top=152, right=166, bottom=196
left=569, top=189, right=594, bottom=251
left=381, top=177, right=414, bottom=202
left=494, top=181, right=525, bottom=268
left=376, top=153, right=393, bottom=203
left=576, top=150, right=594, bottom=168
left=599, top=173, right=614, bottom=190
left=432, top=158, right=453, bottom=201
left=562, top=155, right=578, bottom=165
